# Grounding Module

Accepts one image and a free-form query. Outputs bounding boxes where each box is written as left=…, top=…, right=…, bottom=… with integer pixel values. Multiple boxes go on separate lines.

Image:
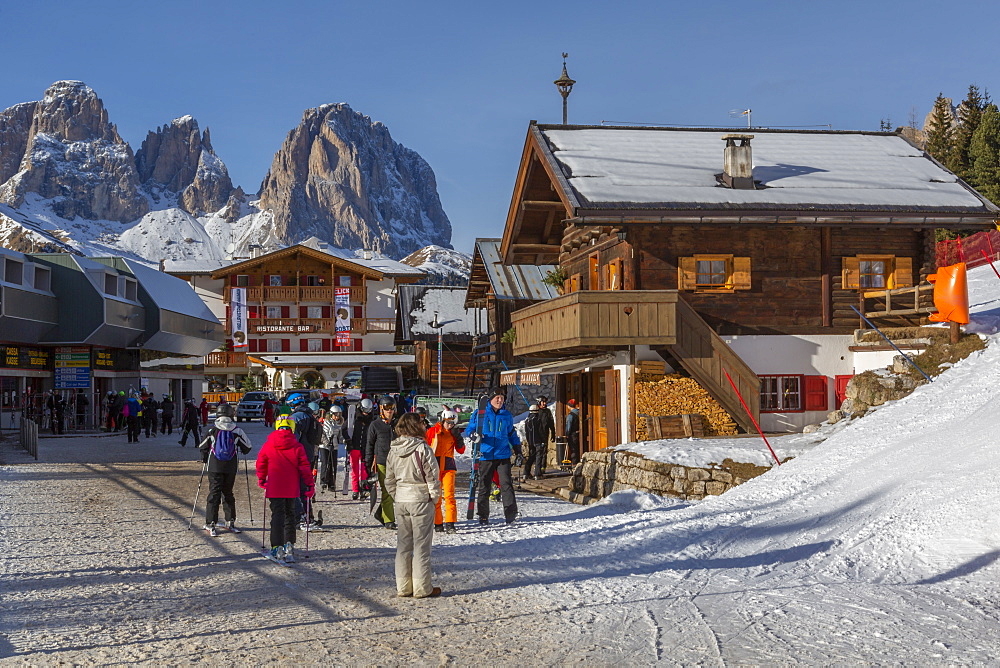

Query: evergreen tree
left=925, top=93, right=957, bottom=166
left=951, top=84, right=990, bottom=178
left=968, top=103, right=1000, bottom=204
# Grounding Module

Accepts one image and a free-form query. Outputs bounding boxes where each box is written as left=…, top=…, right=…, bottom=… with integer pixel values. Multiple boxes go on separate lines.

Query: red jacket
left=256, top=429, right=313, bottom=498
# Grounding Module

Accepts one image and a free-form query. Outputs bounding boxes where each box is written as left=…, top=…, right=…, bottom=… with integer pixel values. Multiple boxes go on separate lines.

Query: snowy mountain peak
left=400, top=245, right=471, bottom=286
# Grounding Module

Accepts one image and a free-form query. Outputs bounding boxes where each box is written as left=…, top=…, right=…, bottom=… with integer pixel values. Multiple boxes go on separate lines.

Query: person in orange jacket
left=426, top=409, right=465, bottom=534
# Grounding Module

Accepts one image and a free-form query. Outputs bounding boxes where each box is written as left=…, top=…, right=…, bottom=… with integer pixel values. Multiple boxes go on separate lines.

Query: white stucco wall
left=721, top=334, right=855, bottom=433
left=367, top=279, right=396, bottom=319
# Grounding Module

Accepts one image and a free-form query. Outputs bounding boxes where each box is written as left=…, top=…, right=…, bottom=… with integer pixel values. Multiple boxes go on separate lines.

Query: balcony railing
left=231, top=286, right=366, bottom=303
left=365, top=318, right=395, bottom=333
left=205, top=352, right=247, bottom=367
left=222, top=318, right=389, bottom=335
left=512, top=290, right=681, bottom=356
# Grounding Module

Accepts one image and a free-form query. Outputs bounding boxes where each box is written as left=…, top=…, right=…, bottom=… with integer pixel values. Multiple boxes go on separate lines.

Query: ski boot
left=434, top=524, right=444, bottom=533
left=444, top=523, right=457, bottom=534
left=226, top=521, right=241, bottom=534
left=204, top=523, right=219, bottom=537
left=283, top=542, right=296, bottom=563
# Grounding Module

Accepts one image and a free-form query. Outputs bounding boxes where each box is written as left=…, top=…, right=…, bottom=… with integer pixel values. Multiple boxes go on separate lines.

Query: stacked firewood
left=635, top=373, right=738, bottom=438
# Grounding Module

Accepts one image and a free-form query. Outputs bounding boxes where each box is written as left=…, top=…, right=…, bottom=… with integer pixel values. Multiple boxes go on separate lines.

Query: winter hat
left=567, top=399, right=578, bottom=407
left=488, top=388, right=506, bottom=400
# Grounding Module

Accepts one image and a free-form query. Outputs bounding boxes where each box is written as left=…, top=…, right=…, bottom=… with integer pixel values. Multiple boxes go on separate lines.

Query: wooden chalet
left=169, top=237, right=423, bottom=391
left=498, top=123, right=998, bottom=449
left=395, top=284, right=484, bottom=394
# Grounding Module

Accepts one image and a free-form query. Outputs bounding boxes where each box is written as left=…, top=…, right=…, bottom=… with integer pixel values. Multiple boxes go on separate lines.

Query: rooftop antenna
left=729, top=108, right=752, bottom=129
left=554, top=52, right=576, bottom=125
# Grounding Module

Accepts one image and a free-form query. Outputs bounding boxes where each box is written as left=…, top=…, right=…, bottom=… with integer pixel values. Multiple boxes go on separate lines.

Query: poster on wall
left=230, top=287, right=248, bottom=349
left=335, top=287, right=351, bottom=347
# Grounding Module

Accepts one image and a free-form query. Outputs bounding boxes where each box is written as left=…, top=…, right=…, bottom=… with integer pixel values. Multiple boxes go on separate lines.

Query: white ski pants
left=395, top=500, right=435, bottom=597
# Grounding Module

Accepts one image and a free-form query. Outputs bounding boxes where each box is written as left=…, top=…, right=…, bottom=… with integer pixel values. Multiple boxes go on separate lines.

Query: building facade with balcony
left=169, top=237, right=423, bottom=392
left=496, top=123, right=998, bottom=450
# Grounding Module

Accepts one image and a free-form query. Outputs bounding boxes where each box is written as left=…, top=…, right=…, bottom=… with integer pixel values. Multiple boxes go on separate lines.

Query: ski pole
left=244, top=454, right=253, bottom=524
left=304, top=495, right=311, bottom=559
left=187, top=458, right=208, bottom=529
left=261, top=490, right=267, bottom=551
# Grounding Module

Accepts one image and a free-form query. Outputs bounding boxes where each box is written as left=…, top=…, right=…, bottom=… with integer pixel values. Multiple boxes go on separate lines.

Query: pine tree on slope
left=925, top=93, right=957, bottom=167
left=968, top=103, right=1000, bottom=205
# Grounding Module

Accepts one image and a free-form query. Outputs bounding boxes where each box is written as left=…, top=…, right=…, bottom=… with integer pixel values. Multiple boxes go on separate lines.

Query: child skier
left=426, top=409, right=465, bottom=534
left=199, top=415, right=252, bottom=536
left=256, top=416, right=314, bottom=563
left=318, top=405, right=346, bottom=492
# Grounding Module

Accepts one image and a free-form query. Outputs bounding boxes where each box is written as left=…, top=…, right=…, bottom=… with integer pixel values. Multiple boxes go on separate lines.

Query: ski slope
left=454, top=263, right=1000, bottom=663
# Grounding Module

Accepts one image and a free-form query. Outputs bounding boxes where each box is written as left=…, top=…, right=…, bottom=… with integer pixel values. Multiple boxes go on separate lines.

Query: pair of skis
left=465, top=394, right=488, bottom=521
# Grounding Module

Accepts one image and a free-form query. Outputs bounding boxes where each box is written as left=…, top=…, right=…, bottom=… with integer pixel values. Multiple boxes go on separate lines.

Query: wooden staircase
left=653, top=297, right=760, bottom=434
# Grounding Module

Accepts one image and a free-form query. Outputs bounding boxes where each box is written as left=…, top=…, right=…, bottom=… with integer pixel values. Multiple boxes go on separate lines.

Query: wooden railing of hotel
left=205, top=352, right=248, bottom=367
left=231, top=286, right=366, bottom=303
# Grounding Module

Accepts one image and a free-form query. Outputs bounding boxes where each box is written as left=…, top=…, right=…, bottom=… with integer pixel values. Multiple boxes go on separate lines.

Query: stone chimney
left=721, top=134, right=755, bottom=190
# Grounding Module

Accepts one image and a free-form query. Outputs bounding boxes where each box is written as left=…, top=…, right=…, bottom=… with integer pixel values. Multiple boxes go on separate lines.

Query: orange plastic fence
left=927, top=262, right=969, bottom=324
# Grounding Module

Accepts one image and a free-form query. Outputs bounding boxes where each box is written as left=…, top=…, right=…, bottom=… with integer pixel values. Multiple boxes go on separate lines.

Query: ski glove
left=468, top=432, right=482, bottom=445
left=304, top=487, right=315, bottom=499
left=257, top=478, right=266, bottom=489
left=515, top=455, right=524, bottom=467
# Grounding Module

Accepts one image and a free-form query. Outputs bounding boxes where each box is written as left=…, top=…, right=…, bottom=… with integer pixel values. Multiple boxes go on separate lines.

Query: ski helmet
left=330, top=405, right=343, bottom=414
left=289, top=395, right=306, bottom=405
left=359, top=398, right=374, bottom=412
left=440, top=409, right=457, bottom=421
left=378, top=395, right=396, bottom=408
left=275, top=416, right=295, bottom=430
left=307, top=401, right=320, bottom=412
left=529, top=404, right=539, bottom=412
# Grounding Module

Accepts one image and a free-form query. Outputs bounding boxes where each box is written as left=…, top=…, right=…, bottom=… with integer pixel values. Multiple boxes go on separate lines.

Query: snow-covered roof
left=397, top=284, right=483, bottom=342
left=300, top=237, right=425, bottom=277
left=536, top=125, right=999, bottom=215
left=473, top=239, right=559, bottom=302
left=162, top=259, right=229, bottom=275
left=122, top=259, right=218, bottom=321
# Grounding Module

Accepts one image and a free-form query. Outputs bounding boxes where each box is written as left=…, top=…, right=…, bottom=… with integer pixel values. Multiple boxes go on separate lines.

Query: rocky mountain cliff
left=257, top=103, right=452, bottom=258
left=0, top=80, right=453, bottom=262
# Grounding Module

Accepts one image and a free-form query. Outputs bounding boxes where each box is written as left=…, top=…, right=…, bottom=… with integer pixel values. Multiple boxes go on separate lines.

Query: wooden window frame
left=842, top=255, right=913, bottom=291
left=588, top=254, right=600, bottom=291
left=678, top=255, right=751, bottom=292
left=603, top=258, right=623, bottom=290
left=759, top=374, right=804, bottom=413
left=234, top=274, right=250, bottom=287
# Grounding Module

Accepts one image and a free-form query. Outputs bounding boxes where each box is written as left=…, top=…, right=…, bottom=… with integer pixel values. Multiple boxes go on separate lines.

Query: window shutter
left=322, top=306, right=331, bottom=319
left=282, top=339, right=290, bottom=352
left=803, top=375, right=828, bottom=411
left=353, top=306, right=362, bottom=318
left=891, top=256, right=913, bottom=288
left=299, top=306, right=308, bottom=318
left=249, top=305, right=259, bottom=319
left=353, top=338, right=363, bottom=352
left=731, top=257, right=752, bottom=290
left=281, top=306, right=290, bottom=319
left=678, top=257, right=697, bottom=290
left=322, top=338, right=331, bottom=352
left=248, top=338, right=258, bottom=353
left=299, top=339, right=308, bottom=352
left=842, top=257, right=861, bottom=289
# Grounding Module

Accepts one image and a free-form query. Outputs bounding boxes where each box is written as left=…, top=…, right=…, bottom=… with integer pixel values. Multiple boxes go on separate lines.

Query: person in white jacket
left=385, top=412, right=442, bottom=598
left=318, top=405, right=346, bottom=492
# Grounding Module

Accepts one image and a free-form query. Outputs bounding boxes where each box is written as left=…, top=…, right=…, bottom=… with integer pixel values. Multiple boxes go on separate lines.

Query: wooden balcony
left=205, top=352, right=247, bottom=368
left=365, top=318, right=395, bottom=333
left=512, top=290, right=681, bottom=356
left=234, top=286, right=366, bottom=303
left=223, top=318, right=384, bottom=335
left=512, top=290, right=760, bottom=434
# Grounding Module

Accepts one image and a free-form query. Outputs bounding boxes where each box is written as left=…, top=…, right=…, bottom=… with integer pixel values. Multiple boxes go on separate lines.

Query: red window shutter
left=299, top=339, right=308, bottom=352
left=250, top=274, right=259, bottom=286
left=322, top=338, right=331, bottom=352
left=249, top=305, right=259, bottom=319
left=225, top=304, right=230, bottom=320
left=282, top=339, right=290, bottom=352
left=281, top=306, right=290, bottom=319
left=322, top=306, right=331, bottom=319
left=353, top=338, right=363, bottom=352
left=804, top=375, right=828, bottom=411
left=353, top=306, right=362, bottom=318
left=299, top=306, right=308, bottom=318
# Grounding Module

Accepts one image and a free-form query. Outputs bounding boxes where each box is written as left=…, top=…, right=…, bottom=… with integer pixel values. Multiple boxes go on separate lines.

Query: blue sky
left=2, top=0, right=998, bottom=254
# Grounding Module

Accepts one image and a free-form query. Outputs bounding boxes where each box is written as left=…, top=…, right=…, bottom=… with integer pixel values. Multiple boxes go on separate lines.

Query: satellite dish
left=225, top=243, right=236, bottom=255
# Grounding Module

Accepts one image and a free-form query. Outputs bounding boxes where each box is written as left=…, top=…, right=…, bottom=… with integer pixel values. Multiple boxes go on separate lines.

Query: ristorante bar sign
left=253, top=324, right=317, bottom=333
left=1, top=346, right=51, bottom=369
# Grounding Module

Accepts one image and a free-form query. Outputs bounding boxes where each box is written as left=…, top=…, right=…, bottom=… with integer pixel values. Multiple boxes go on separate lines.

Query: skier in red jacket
left=256, top=416, right=314, bottom=564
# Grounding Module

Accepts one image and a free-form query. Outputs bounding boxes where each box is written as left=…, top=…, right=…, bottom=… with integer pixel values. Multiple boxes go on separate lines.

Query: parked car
left=235, top=391, right=277, bottom=422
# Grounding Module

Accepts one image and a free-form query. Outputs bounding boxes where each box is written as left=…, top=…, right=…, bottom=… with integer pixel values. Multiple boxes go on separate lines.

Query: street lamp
left=430, top=311, right=444, bottom=398
left=554, top=52, right=576, bottom=125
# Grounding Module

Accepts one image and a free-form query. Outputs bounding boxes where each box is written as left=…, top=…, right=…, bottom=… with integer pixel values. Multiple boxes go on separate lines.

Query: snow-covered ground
left=1, top=265, right=999, bottom=664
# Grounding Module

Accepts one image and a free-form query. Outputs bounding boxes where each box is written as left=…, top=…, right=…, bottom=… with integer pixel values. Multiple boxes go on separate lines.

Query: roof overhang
left=500, top=353, right=616, bottom=386
left=209, top=245, right=385, bottom=280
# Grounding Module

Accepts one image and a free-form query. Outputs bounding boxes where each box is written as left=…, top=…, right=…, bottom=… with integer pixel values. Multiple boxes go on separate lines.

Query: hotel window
left=678, top=255, right=751, bottom=292
left=266, top=306, right=282, bottom=319
left=234, top=275, right=249, bottom=287
left=4, top=259, right=23, bottom=285
left=268, top=275, right=283, bottom=286
left=307, top=338, right=323, bottom=352
left=266, top=338, right=282, bottom=352
left=842, top=255, right=912, bottom=291
left=307, top=306, right=322, bottom=319
left=32, top=266, right=50, bottom=292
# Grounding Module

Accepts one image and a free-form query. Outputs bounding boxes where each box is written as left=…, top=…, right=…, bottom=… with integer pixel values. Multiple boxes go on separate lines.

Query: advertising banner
left=335, top=287, right=351, bottom=347
left=230, top=287, right=248, bottom=349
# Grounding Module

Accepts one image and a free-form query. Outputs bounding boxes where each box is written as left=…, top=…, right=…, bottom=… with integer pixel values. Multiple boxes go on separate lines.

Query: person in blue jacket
left=464, top=388, right=523, bottom=525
